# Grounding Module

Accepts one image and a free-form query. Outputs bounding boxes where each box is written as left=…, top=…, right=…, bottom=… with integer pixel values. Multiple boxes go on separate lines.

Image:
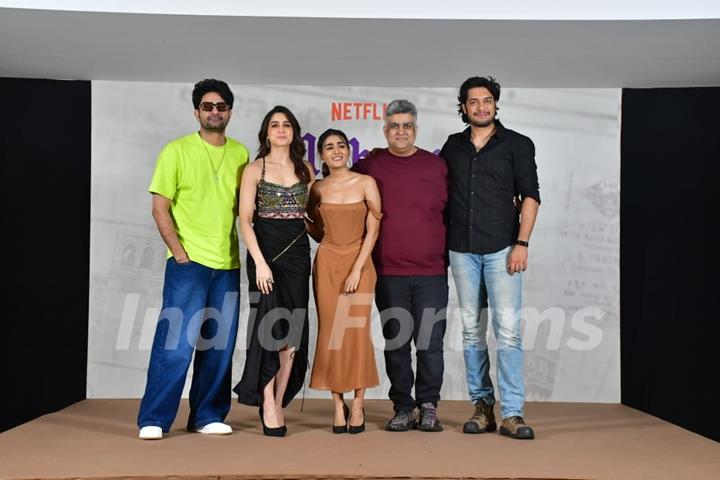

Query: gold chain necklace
left=200, top=135, right=226, bottom=183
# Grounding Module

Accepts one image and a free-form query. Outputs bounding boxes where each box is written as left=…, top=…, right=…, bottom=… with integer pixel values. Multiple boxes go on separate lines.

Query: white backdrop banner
left=89, top=81, right=620, bottom=403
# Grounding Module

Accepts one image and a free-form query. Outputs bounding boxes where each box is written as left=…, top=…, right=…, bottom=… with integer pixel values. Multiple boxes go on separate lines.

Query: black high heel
left=349, top=408, right=365, bottom=434
left=333, top=403, right=350, bottom=434
left=259, top=407, right=286, bottom=437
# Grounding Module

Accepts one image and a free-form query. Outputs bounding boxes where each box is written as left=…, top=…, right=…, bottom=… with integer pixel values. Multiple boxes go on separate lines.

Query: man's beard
left=468, top=113, right=495, bottom=128
left=202, top=117, right=227, bottom=132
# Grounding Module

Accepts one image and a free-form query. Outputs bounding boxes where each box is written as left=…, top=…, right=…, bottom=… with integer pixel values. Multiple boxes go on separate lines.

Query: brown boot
left=462, top=399, right=496, bottom=434
left=500, top=416, right=535, bottom=440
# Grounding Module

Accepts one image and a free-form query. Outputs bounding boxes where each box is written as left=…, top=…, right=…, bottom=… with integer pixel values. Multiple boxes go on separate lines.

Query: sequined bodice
left=255, top=158, right=308, bottom=219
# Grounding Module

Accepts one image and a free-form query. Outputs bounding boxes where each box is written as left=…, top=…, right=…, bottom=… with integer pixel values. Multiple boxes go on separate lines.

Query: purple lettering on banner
left=347, top=137, right=368, bottom=166
left=304, top=132, right=437, bottom=172
left=302, top=133, right=318, bottom=174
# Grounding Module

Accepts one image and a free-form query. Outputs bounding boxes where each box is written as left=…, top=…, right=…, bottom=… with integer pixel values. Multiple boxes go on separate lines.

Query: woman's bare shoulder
left=244, top=159, right=262, bottom=174
left=354, top=172, right=377, bottom=186
left=310, top=178, right=326, bottom=192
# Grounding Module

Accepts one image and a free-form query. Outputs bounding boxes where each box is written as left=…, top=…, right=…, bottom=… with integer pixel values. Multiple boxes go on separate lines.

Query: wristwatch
left=515, top=240, right=529, bottom=247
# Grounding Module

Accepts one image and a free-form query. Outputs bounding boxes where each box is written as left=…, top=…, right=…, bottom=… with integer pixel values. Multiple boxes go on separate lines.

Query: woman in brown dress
left=306, top=128, right=382, bottom=434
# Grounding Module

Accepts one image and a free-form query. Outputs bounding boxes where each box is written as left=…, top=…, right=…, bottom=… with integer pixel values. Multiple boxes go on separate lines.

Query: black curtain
left=621, top=87, right=720, bottom=442
left=0, top=78, right=90, bottom=432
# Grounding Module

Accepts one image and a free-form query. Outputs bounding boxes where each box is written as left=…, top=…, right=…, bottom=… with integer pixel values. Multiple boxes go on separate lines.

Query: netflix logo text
left=331, top=102, right=387, bottom=121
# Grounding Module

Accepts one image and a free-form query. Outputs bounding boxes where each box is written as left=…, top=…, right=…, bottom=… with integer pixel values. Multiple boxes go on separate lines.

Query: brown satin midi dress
left=310, top=201, right=381, bottom=392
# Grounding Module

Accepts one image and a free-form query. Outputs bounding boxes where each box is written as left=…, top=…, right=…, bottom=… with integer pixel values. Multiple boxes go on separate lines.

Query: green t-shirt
left=148, top=132, right=249, bottom=270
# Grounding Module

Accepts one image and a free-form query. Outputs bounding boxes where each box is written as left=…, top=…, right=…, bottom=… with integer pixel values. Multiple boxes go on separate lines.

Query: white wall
left=88, top=81, right=621, bottom=404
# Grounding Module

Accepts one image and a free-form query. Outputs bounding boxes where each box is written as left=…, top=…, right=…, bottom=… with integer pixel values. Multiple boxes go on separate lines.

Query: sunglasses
left=199, top=101, right=230, bottom=112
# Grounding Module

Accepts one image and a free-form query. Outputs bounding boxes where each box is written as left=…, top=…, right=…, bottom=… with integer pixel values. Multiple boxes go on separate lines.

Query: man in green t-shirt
left=137, top=79, right=249, bottom=440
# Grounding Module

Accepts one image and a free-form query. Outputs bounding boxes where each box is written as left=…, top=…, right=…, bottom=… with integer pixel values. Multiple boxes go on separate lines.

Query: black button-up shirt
left=440, top=120, right=540, bottom=254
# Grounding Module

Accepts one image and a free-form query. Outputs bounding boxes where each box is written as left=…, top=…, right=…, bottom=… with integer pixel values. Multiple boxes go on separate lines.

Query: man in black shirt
left=440, top=76, right=540, bottom=440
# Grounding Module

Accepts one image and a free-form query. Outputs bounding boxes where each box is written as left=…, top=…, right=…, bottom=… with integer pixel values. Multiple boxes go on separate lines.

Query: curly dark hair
left=457, top=76, right=501, bottom=123
left=317, top=128, right=350, bottom=177
left=192, top=79, right=234, bottom=109
left=257, top=106, right=310, bottom=184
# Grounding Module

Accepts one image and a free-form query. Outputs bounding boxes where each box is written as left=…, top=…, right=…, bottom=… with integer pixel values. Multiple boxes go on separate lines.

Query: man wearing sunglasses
left=137, top=79, right=249, bottom=440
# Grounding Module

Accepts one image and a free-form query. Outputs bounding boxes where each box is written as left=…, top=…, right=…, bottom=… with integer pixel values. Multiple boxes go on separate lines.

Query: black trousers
left=375, top=275, right=448, bottom=411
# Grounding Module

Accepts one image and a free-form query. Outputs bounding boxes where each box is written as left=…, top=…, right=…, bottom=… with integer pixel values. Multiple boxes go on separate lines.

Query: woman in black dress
left=234, top=106, right=314, bottom=436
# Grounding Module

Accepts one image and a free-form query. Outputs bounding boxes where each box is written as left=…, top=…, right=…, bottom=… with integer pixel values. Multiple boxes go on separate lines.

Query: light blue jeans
left=449, top=247, right=524, bottom=419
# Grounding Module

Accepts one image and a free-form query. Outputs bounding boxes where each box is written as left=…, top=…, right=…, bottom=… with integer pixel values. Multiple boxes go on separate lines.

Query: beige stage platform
left=0, top=399, right=718, bottom=480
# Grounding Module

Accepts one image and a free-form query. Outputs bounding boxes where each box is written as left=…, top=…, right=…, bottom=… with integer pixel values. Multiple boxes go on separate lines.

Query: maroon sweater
left=356, top=148, right=448, bottom=276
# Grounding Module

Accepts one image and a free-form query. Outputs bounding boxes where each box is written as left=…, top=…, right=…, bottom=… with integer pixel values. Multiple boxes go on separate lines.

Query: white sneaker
left=138, top=426, right=163, bottom=440
left=195, top=422, right=232, bottom=435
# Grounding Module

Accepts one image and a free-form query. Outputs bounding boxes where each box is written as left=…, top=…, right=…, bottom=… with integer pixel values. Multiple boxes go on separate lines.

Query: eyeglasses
left=387, top=122, right=416, bottom=131
left=199, top=101, right=230, bottom=112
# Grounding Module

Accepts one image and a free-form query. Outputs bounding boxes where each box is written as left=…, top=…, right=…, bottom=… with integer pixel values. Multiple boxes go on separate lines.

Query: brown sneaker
left=462, top=399, right=497, bottom=434
left=500, top=416, right=535, bottom=440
